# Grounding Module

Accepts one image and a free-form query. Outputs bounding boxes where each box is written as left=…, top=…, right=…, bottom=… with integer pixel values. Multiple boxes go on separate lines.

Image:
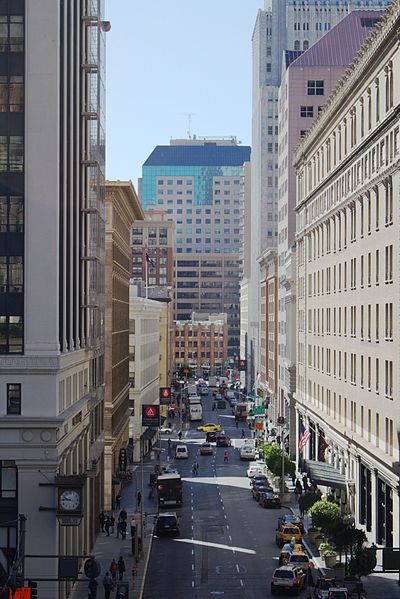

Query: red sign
left=159, top=387, right=171, bottom=404
left=254, top=422, right=263, bottom=430
left=145, top=406, right=156, bottom=417
left=183, top=369, right=189, bottom=374
left=9, top=590, right=31, bottom=599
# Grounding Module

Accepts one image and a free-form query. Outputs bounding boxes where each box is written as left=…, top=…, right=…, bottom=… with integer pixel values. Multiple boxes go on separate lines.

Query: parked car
left=276, top=524, right=302, bottom=547
left=175, top=444, right=189, bottom=459
left=240, top=445, right=256, bottom=460
left=287, top=552, right=312, bottom=572
left=271, top=566, right=306, bottom=595
left=200, top=442, right=213, bottom=456
left=279, top=514, right=305, bottom=534
left=216, top=435, right=231, bottom=447
left=154, top=512, right=180, bottom=537
left=247, top=462, right=268, bottom=478
left=259, top=491, right=281, bottom=509
left=252, top=483, right=271, bottom=501
left=197, top=423, right=221, bottom=432
left=313, top=577, right=337, bottom=599
left=327, top=589, right=349, bottom=599
left=250, top=474, right=269, bottom=488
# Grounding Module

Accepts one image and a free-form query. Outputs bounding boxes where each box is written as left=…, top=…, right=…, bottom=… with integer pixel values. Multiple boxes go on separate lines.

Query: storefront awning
left=304, top=460, right=347, bottom=491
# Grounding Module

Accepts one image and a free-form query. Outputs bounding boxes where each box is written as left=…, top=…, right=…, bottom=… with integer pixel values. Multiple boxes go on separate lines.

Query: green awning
left=304, top=460, right=347, bottom=491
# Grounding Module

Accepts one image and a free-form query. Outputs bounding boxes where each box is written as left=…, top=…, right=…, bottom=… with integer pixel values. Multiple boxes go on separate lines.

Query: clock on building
left=58, top=489, right=81, bottom=512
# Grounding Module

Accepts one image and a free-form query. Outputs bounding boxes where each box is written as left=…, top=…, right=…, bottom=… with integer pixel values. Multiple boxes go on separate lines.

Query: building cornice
left=294, top=1, right=400, bottom=167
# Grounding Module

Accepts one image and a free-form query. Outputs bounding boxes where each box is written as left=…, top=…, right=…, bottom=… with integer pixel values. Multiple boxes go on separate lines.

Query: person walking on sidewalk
left=115, top=492, right=121, bottom=509
left=102, top=572, right=113, bottom=599
left=110, top=513, right=115, bottom=534
left=117, top=556, right=126, bottom=580
left=120, top=519, right=127, bottom=539
left=116, top=520, right=121, bottom=539
left=137, top=490, right=142, bottom=509
left=104, top=515, right=110, bottom=536
left=99, top=511, right=105, bottom=532
left=109, top=559, right=117, bottom=586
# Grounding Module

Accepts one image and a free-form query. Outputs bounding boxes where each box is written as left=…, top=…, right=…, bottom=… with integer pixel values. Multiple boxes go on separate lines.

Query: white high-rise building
left=243, top=0, right=391, bottom=395
left=0, top=2, right=106, bottom=596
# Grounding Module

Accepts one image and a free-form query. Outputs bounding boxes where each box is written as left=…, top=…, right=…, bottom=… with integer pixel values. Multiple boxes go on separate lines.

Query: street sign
left=142, top=404, right=160, bottom=427
left=254, top=422, right=263, bottom=430
left=159, top=387, right=171, bottom=405
left=252, top=406, right=264, bottom=415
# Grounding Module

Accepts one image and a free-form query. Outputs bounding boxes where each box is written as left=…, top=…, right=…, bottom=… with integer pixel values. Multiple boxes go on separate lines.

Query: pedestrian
left=295, top=479, right=303, bottom=496
left=178, top=431, right=182, bottom=440
left=102, top=572, right=113, bottom=599
left=120, top=519, right=127, bottom=539
left=117, top=556, right=126, bottom=580
left=104, top=515, right=110, bottom=536
left=119, top=508, right=127, bottom=521
left=306, top=564, right=314, bottom=588
left=192, top=463, right=196, bottom=476
left=88, top=577, right=98, bottom=599
left=302, top=475, right=309, bottom=492
left=195, top=461, right=199, bottom=475
left=115, top=492, right=121, bottom=509
left=116, top=520, right=121, bottom=539
left=130, top=517, right=137, bottom=538
left=143, top=512, right=147, bottom=531
left=224, top=450, right=229, bottom=462
left=168, top=438, right=171, bottom=450
left=236, top=420, right=239, bottom=429
left=241, top=429, right=245, bottom=439
left=110, top=513, right=115, bottom=534
left=99, top=511, right=105, bottom=532
left=110, top=559, right=117, bottom=586
left=248, top=421, right=252, bottom=430
left=137, top=490, right=142, bottom=508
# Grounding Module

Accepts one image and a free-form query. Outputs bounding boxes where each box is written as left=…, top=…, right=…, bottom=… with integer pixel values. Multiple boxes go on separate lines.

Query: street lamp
left=277, top=415, right=285, bottom=497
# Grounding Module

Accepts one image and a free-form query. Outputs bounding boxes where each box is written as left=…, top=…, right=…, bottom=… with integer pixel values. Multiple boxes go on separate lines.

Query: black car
left=216, top=435, right=231, bottom=447
left=217, top=400, right=226, bottom=409
left=154, top=513, right=180, bottom=536
left=259, top=491, right=281, bottom=509
left=252, top=484, right=271, bottom=501
left=250, top=475, right=269, bottom=488
left=206, top=431, right=218, bottom=442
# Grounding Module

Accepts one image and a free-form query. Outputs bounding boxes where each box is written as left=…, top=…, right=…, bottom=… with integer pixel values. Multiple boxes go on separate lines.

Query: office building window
left=0, top=196, right=23, bottom=232
left=0, top=16, right=24, bottom=52
left=307, top=80, right=324, bottom=96
left=0, top=136, right=23, bottom=171
left=0, top=75, right=23, bottom=112
left=300, top=106, right=314, bottom=118
left=0, top=316, right=23, bottom=353
left=7, top=384, right=21, bottom=415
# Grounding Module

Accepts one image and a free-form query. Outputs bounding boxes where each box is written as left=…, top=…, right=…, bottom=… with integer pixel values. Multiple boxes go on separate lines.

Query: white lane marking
left=173, top=538, right=256, bottom=555
left=229, top=535, right=232, bottom=541
left=192, top=564, right=194, bottom=571
left=192, top=580, right=195, bottom=588
left=240, top=579, right=244, bottom=587
left=236, top=564, right=240, bottom=573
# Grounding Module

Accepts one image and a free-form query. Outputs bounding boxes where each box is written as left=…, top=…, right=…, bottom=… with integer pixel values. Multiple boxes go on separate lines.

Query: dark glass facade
left=0, top=0, right=24, bottom=355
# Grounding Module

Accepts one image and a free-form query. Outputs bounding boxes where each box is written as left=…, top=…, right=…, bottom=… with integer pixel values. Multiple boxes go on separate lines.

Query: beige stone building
left=173, top=313, right=228, bottom=378
left=104, top=181, right=144, bottom=509
left=294, top=2, right=399, bottom=546
left=258, top=248, right=278, bottom=422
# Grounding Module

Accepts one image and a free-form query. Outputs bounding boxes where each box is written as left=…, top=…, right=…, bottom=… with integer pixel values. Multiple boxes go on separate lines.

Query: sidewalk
left=286, top=491, right=400, bottom=599
left=70, top=459, right=158, bottom=599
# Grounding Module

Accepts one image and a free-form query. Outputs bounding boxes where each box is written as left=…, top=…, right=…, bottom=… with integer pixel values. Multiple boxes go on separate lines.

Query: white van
left=175, top=444, right=189, bottom=459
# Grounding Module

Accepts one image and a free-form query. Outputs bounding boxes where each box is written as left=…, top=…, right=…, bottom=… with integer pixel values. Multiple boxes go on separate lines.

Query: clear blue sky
left=105, top=0, right=262, bottom=188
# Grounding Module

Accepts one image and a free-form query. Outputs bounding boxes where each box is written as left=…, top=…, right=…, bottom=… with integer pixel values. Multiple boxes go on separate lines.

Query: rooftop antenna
left=184, top=113, right=196, bottom=139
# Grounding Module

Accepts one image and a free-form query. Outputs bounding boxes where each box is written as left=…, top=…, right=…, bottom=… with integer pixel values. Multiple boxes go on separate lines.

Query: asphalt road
left=143, top=391, right=307, bottom=598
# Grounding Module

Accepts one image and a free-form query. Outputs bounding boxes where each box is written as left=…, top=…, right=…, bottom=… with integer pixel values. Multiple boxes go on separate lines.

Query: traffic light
left=28, top=581, right=38, bottom=599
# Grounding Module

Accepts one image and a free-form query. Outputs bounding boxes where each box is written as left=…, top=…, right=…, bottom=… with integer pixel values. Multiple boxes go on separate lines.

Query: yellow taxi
left=275, top=524, right=302, bottom=547
left=197, top=423, right=222, bottom=432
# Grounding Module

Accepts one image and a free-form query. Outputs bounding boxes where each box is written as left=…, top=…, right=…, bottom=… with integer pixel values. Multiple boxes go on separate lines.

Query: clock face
left=59, top=489, right=80, bottom=511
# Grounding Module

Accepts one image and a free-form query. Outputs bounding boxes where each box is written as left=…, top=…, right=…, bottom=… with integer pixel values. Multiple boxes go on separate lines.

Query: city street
left=143, top=392, right=299, bottom=599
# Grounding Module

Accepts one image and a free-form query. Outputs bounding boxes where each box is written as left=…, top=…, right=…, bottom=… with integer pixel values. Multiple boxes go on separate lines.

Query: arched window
left=294, top=40, right=300, bottom=50
left=303, top=40, right=309, bottom=50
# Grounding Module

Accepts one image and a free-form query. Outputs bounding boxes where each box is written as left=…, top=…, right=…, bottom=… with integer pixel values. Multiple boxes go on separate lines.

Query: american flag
left=145, top=252, right=156, bottom=267
left=298, top=422, right=311, bottom=453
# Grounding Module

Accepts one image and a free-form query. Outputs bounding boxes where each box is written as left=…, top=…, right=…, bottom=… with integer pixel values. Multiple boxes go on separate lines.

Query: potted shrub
left=323, top=548, right=338, bottom=568
left=308, top=500, right=342, bottom=536
left=318, top=542, right=331, bottom=556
